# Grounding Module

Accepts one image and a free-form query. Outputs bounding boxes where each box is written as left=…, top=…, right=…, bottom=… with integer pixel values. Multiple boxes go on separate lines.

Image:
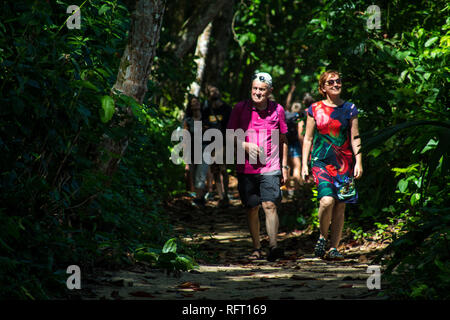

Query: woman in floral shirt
left=301, top=70, right=363, bottom=260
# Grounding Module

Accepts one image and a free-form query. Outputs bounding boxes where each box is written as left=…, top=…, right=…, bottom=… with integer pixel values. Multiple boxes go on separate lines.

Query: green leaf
left=134, top=251, right=158, bottom=263
left=424, top=36, right=439, bottom=47
left=100, top=96, right=115, bottom=123
left=368, top=148, right=381, bottom=158
left=398, top=179, right=408, bottom=193
left=420, top=138, right=438, bottom=154
left=74, top=80, right=99, bottom=92
left=98, top=4, right=110, bottom=15
left=174, top=255, right=195, bottom=271
left=162, top=238, right=177, bottom=253
left=410, top=193, right=420, bottom=206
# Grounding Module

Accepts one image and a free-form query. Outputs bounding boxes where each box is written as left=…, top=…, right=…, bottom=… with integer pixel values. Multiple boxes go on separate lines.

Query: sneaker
left=218, top=197, right=229, bottom=209
left=287, top=189, right=295, bottom=199
left=267, top=247, right=284, bottom=262
left=192, top=198, right=206, bottom=208
left=327, top=248, right=344, bottom=260
left=314, top=237, right=327, bottom=258
left=204, top=192, right=216, bottom=200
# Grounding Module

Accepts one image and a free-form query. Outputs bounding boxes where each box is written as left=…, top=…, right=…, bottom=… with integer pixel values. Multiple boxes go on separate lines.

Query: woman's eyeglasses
left=325, top=79, right=342, bottom=86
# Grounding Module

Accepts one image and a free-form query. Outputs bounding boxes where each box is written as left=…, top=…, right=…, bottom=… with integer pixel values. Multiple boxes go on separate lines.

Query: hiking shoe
left=267, top=247, right=284, bottom=262
left=192, top=198, right=206, bottom=208
left=327, top=248, right=344, bottom=261
left=287, top=189, right=295, bottom=199
left=204, top=192, right=216, bottom=200
left=218, top=196, right=230, bottom=209
left=314, top=237, right=328, bottom=258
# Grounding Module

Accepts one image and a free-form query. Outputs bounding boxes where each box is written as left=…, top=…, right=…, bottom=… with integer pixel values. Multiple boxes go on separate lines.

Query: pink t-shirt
left=227, top=99, right=288, bottom=174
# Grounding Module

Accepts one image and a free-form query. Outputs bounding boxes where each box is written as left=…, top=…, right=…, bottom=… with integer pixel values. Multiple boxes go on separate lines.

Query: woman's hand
left=354, top=161, right=363, bottom=179
left=301, top=164, right=309, bottom=181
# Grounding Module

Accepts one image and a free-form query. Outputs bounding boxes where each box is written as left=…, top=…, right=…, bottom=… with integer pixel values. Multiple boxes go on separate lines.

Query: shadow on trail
left=79, top=176, right=387, bottom=300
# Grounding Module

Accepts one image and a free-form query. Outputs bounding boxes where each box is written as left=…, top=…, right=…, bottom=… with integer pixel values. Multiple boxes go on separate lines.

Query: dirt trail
left=80, top=177, right=387, bottom=300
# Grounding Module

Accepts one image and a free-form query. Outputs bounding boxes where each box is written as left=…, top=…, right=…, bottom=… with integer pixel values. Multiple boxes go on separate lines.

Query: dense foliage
left=0, top=0, right=448, bottom=299
left=0, top=0, right=185, bottom=299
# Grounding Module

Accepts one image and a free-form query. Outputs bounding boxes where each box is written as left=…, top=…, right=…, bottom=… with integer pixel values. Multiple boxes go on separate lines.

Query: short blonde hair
left=291, top=102, right=302, bottom=113
left=318, top=70, right=340, bottom=97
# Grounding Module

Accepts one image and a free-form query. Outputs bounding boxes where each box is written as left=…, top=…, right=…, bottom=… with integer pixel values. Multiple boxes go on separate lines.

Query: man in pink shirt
left=227, top=72, right=289, bottom=262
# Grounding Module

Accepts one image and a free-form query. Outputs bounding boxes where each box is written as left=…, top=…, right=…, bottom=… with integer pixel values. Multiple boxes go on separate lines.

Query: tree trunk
left=189, top=22, right=212, bottom=97
left=98, top=0, right=166, bottom=177
left=174, top=0, right=229, bottom=60
left=202, top=0, right=234, bottom=90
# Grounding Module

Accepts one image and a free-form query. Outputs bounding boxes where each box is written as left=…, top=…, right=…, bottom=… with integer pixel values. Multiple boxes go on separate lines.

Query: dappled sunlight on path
left=81, top=176, right=388, bottom=300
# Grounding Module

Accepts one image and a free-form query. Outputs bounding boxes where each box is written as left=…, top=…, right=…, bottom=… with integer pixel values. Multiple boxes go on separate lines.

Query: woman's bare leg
left=330, top=201, right=346, bottom=248
left=318, top=196, right=335, bottom=239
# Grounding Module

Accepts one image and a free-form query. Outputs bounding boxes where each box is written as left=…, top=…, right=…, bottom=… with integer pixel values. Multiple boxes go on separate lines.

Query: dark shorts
left=237, top=173, right=282, bottom=208
left=288, top=140, right=301, bottom=158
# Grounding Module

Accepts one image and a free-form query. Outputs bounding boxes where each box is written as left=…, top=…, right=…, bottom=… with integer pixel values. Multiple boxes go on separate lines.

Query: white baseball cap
left=252, top=72, right=272, bottom=88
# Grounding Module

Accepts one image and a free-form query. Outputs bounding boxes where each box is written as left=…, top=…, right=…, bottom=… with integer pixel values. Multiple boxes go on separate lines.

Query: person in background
left=284, top=101, right=306, bottom=197
left=202, top=85, right=232, bottom=208
left=227, top=72, right=288, bottom=262
left=301, top=70, right=363, bottom=260
left=302, top=93, right=315, bottom=110
left=183, top=95, right=209, bottom=207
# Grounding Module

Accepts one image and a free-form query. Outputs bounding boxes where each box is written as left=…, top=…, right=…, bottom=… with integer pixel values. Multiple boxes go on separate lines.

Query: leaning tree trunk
left=98, top=0, right=166, bottom=177
left=189, top=22, right=212, bottom=97
left=174, top=0, right=229, bottom=60
left=202, top=1, right=234, bottom=89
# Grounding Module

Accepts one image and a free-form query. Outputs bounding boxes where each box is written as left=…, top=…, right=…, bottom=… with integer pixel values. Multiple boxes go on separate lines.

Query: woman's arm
left=301, top=114, right=315, bottom=180
left=350, top=117, right=363, bottom=179
left=297, top=120, right=305, bottom=145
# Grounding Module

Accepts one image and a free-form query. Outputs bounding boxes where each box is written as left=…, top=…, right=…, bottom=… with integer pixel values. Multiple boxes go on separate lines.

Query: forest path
left=81, top=176, right=387, bottom=300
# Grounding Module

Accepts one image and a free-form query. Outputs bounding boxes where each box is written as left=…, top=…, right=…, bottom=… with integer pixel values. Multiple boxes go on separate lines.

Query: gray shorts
left=237, top=173, right=281, bottom=208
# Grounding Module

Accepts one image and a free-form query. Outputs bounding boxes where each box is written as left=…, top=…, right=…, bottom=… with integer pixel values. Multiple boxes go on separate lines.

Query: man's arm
left=280, top=133, right=288, bottom=185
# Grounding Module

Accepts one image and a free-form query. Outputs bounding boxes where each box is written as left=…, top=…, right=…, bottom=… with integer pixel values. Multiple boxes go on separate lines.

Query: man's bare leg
left=247, top=205, right=261, bottom=252
left=261, top=201, right=279, bottom=248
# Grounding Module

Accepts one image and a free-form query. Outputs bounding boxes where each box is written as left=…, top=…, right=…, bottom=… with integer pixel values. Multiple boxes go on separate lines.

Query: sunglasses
left=325, top=79, right=342, bottom=86
left=252, top=75, right=268, bottom=82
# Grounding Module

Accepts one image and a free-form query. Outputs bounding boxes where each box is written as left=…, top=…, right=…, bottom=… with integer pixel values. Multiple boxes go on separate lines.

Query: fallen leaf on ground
left=193, top=287, right=209, bottom=291
left=291, top=275, right=317, bottom=281
left=129, top=291, right=155, bottom=298
left=178, top=281, right=200, bottom=289
left=338, top=284, right=353, bottom=289
left=181, top=293, right=194, bottom=297
left=110, top=290, right=122, bottom=300
left=249, top=296, right=269, bottom=300
left=289, top=283, right=306, bottom=288
left=358, top=255, right=368, bottom=263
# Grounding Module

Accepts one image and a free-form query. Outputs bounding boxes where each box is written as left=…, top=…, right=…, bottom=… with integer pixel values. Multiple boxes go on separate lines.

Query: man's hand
left=281, top=167, right=288, bottom=186
left=242, top=141, right=261, bottom=160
